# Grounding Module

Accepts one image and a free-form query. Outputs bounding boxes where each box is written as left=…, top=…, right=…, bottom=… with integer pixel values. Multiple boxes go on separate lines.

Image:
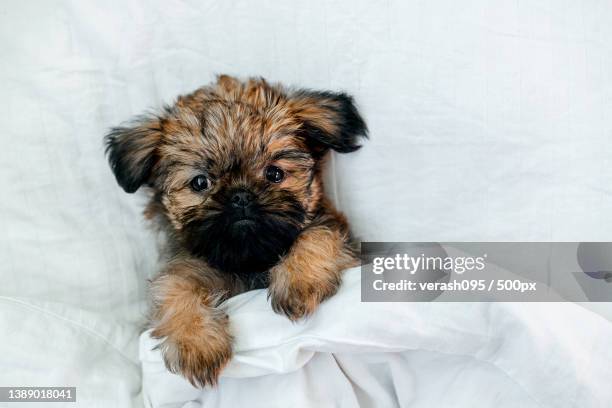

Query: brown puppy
left=105, top=75, right=367, bottom=387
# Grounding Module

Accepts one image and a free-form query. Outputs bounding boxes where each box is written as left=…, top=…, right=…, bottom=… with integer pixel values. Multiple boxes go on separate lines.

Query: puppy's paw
left=152, top=309, right=232, bottom=387
left=268, top=265, right=340, bottom=321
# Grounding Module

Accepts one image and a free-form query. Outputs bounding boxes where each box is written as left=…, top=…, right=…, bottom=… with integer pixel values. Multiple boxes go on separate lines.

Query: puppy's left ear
left=291, top=90, right=368, bottom=156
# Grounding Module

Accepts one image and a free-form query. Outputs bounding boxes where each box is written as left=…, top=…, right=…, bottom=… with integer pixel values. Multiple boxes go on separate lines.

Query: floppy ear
left=104, top=115, right=163, bottom=193
left=291, top=90, right=368, bottom=156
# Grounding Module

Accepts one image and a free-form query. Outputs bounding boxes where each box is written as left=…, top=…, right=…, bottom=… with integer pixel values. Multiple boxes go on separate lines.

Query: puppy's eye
left=265, top=165, right=285, bottom=183
left=190, top=175, right=209, bottom=192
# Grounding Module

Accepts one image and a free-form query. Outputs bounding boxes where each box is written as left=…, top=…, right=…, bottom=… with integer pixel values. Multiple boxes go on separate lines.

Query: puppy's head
left=105, top=75, right=367, bottom=276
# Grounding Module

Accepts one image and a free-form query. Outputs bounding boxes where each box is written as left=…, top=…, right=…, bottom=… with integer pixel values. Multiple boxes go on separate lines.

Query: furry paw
left=268, top=265, right=340, bottom=321
left=152, top=309, right=232, bottom=387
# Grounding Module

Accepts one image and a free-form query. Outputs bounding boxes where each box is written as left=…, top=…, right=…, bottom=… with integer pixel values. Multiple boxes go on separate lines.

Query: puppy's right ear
left=104, top=115, right=163, bottom=193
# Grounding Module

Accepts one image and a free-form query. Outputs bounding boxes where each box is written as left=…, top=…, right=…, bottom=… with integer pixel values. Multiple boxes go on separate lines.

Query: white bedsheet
left=3, top=0, right=612, bottom=407
left=140, top=267, right=612, bottom=408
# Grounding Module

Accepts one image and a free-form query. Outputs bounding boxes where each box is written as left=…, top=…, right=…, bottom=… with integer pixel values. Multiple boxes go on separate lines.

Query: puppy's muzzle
left=228, top=188, right=257, bottom=225
left=230, top=189, right=254, bottom=209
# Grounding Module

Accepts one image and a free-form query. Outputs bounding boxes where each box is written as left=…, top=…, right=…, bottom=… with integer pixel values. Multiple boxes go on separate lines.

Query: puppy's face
left=105, top=76, right=366, bottom=277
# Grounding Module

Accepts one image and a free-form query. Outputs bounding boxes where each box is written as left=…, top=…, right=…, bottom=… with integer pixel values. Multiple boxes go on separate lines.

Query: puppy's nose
left=230, top=190, right=254, bottom=209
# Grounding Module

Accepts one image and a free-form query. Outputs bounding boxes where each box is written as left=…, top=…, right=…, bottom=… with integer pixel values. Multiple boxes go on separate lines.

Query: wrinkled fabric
left=140, top=267, right=612, bottom=408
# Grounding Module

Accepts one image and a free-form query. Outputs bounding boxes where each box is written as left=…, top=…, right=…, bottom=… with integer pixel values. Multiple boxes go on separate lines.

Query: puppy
left=104, top=75, right=367, bottom=387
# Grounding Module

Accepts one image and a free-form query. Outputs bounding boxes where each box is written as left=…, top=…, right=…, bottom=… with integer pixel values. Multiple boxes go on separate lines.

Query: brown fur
left=105, top=75, right=367, bottom=386
left=150, top=259, right=234, bottom=387
left=269, top=205, right=359, bottom=319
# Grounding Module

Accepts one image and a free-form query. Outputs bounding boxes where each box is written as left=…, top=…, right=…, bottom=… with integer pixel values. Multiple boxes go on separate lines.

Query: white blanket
left=140, top=267, right=612, bottom=408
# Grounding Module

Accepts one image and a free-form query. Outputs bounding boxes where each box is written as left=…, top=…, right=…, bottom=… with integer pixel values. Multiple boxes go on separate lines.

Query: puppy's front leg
left=269, top=225, right=358, bottom=320
left=149, top=258, right=233, bottom=387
